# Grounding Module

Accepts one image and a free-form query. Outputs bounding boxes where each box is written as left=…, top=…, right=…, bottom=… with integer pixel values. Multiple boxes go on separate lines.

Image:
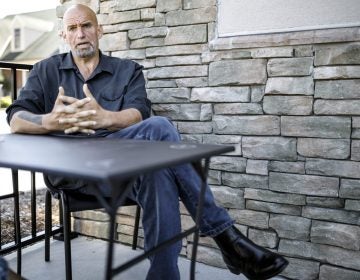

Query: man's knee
left=142, top=116, right=180, bottom=141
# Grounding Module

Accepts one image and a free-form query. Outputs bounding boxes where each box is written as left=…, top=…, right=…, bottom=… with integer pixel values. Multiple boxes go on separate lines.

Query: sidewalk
left=5, top=236, right=245, bottom=280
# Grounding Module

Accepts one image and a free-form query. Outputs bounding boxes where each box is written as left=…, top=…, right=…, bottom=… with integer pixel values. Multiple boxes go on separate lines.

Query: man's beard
left=73, top=45, right=96, bottom=58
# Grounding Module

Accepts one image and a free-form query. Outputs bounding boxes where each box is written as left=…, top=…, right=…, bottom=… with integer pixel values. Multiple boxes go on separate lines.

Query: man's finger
left=76, top=120, right=97, bottom=127
left=74, top=110, right=96, bottom=118
left=83, top=83, right=94, bottom=99
left=59, top=117, right=78, bottom=124
left=64, top=126, right=79, bottom=134
left=79, top=128, right=96, bottom=135
left=59, top=95, right=79, bottom=104
left=55, top=106, right=76, bottom=114
left=55, top=87, right=65, bottom=105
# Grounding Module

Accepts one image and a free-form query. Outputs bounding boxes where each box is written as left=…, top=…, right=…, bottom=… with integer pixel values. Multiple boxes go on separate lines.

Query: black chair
left=43, top=176, right=141, bottom=280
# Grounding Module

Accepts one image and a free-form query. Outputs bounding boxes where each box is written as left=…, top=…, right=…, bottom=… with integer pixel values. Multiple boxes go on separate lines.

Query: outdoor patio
left=4, top=235, right=248, bottom=280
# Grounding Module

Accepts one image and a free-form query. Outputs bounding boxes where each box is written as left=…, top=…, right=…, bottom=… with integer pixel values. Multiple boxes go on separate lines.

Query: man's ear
left=58, top=30, right=67, bottom=42
left=97, top=25, right=103, bottom=39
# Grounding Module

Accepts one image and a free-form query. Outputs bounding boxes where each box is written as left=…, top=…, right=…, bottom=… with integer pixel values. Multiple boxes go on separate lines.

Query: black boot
left=214, top=226, right=288, bottom=280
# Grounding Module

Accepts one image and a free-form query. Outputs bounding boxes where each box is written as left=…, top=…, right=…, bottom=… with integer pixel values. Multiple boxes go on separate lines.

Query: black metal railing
left=0, top=61, right=61, bottom=274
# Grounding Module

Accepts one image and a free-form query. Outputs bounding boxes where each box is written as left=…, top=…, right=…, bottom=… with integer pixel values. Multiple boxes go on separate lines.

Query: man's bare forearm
left=9, top=111, right=49, bottom=134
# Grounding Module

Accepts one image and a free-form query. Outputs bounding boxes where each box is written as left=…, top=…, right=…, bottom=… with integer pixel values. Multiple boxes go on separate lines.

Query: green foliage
left=0, top=96, right=12, bottom=108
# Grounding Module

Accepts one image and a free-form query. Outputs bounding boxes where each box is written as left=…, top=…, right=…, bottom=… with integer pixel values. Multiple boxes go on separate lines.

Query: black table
left=0, top=133, right=234, bottom=279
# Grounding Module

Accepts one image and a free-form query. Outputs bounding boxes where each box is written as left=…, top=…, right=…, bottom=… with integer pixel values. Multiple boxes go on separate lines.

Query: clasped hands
left=52, top=84, right=105, bottom=135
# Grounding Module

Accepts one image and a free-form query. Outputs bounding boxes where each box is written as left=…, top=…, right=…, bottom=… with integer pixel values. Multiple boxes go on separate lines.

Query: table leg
left=11, top=169, right=22, bottom=276
left=190, top=158, right=210, bottom=280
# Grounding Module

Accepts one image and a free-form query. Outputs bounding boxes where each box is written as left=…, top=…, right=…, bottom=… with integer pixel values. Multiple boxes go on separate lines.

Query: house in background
left=0, top=9, right=60, bottom=97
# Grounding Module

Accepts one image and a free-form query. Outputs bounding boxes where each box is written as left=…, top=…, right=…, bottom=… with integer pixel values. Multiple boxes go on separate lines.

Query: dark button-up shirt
left=6, top=51, right=151, bottom=136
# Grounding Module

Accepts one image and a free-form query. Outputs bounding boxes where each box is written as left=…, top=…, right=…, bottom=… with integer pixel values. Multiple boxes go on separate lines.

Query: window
left=218, top=0, right=360, bottom=37
left=14, top=28, right=21, bottom=49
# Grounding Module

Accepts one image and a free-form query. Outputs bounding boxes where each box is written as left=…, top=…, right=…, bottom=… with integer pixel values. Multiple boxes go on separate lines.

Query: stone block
left=209, top=59, right=267, bottom=86
left=73, top=219, right=109, bottom=240
left=315, top=43, right=360, bottom=65
left=210, top=185, right=245, bottom=209
left=244, top=188, right=305, bottom=205
left=315, top=100, right=360, bottom=115
left=99, top=32, right=128, bottom=51
left=248, top=228, right=278, bottom=248
left=306, top=197, right=344, bottom=208
left=269, top=214, right=311, bottom=240
left=297, top=138, right=350, bottom=159
left=214, top=103, right=263, bottom=115
left=263, top=95, right=313, bottom=115
left=209, top=156, right=247, bottom=172
left=146, top=44, right=207, bottom=57
left=128, top=27, right=168, bottom=40
left=279, top=239, right=360, bottom=270
left=165, top=7, right=216, bottom=26
left=294, top=45, right=314, bottom=57
left=147, top=65, right=207, bottom=79
left=130, top=37, right=164, bottom=49
left=311, top=221, right=360, bottom=250
left=345, top=200, right=360, bottom=211
left=202, top=134, right=242, bottom=156
left=315, top=79, right=360, bottom=99
left=112, top=49, right=146, bottom=60
left=184, top=0, right=217, bottom=9
left=146, top=80, right=177, bottom=88
left=251, top=47, right=293, bottom=58
left=187, top=245, right=226, bottom=269
left=156, top=55, right=201, bottom=66
left=152, top=104, right=201, bottom=120
left=147, top=88, right=190, bottom=103
left=141, top=8, right=155, bottom=20
left=200, top=104, right=212, bottom=121
left=177, top=121, right=212, bottom=134
left=222, top=173, right=268, bottom=189
left=115, top=0, right=156, bottom=11
left=302, top=206, right=360, bottom=225
left=106, top=10, right=140, bottom=24
left=251, top=86, right=266, bottom=102
left=314, top=66, right=360, bottom=79
left=306, top=158, right=360, bottom=179
left=320, top=265, right=360, bottom=280
left=242, top=137, right=297, bottom=161
left=267, top=57, right=313, bottom=76
left=213, top=116, right=280, bottom=135
left=176, top=77, right=208, bottom=88
left=352, top=140, right=360, bottom=161
left=229, top=209, right=269, bottom=229
left=265, top=77, right=314, bottom=95
left=282, top=257, right=319, bottom=280
left=281, top=116, right=351, bottom=138
left=268, top=161, right=305, bottom=174
left=340, top=179, right=360, bottom=199
left=156, top=0, right=182, bottom=12
left=191, top=87, right=250, bottom=103
left=246, top=159, right=268, bottom=175
left=201, top=50, right=251, bottom=63
left=247, top=200, right=301, bottom=215
left=269, top=172, right=339, bottom=197
left=165, top=24, right=207, bottom=45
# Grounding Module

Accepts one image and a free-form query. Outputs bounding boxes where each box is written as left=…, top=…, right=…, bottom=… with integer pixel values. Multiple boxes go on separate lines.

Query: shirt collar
left=59, top=51, right=114, bottom=75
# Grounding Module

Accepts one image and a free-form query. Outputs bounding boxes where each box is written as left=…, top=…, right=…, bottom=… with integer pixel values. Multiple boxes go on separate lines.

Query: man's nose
left=76, top=27, right=85, bottom=38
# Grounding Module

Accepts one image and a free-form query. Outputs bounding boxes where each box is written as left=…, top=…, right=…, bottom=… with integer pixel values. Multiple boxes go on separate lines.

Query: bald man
left=6, top=4, right=288, bottom=280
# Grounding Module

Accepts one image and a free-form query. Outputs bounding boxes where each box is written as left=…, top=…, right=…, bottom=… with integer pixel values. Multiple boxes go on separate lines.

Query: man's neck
left=73, top=54, right=100, bottom=81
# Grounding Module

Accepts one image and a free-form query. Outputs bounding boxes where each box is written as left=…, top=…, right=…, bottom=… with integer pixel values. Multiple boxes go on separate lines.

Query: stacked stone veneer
left=62, top=0, right=360, bottom=279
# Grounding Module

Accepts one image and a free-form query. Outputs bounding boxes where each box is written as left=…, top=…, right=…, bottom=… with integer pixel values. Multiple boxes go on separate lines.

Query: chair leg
left=45, top=190, right=52, bottom=262
left=60, top=192, right=73, bottom=280
left=132, top=205, right=141, bottom=250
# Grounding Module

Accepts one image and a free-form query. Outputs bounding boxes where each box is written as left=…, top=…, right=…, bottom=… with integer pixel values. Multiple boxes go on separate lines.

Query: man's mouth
left=76, top=42, right=90, bottom=48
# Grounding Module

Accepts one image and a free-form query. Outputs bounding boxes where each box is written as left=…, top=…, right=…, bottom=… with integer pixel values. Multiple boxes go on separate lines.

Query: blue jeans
left=100, top=117, right=234, bottom=279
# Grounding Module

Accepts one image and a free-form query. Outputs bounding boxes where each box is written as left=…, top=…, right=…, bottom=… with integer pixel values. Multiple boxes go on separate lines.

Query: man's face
left=62, top=7, right=102, bottom=58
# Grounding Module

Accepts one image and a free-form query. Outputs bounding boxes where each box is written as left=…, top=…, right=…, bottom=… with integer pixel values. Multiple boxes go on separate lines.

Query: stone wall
left=60, top=0, right=360, bottom=279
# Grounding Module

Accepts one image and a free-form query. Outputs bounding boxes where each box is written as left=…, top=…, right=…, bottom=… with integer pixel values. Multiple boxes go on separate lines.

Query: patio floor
left=4, top=236, right=246, bottom=280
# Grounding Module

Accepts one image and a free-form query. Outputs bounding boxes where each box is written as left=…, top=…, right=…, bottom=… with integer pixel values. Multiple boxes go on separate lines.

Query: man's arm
left=10, top=111, right=51, bottom=134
